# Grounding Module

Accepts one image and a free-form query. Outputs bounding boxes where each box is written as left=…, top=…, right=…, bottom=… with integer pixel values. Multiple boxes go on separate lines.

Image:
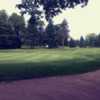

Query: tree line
left=0, top=10, right=69, bottom=49
left=0, top=10, right=100, bottom=49
left=70, top=33, right=100, bottom=48
left=0, top=0, right=90, bottom=49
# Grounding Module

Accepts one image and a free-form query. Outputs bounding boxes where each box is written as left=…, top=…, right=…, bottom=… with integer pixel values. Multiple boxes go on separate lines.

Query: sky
left=0, top=0, right=100, bottom=39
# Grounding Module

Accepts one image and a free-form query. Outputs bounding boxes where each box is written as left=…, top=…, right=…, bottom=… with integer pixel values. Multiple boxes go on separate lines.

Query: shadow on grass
left=0, top=58, right=100, bottom=82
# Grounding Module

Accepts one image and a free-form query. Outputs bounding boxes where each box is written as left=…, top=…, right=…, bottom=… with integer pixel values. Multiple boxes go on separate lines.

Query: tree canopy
left=17, top=0, right=89, bottom=20
left=0, top=10, right=25, bottom=49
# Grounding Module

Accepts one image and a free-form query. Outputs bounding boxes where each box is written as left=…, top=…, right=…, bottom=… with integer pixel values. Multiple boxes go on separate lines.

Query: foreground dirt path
left=0, top=70, right=100, bottom=100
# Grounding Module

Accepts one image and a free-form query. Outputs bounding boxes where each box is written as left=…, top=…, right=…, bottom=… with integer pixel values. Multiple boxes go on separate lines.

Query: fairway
left=0, top=48, right=100, bottom=81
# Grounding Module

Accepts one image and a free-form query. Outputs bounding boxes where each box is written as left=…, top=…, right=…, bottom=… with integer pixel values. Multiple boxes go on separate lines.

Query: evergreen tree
left=69, top=38, right=76, bottom=48
left=79, top=36, right=85, bottom=47
left=60, top=19, right=69, bottom=47
left=27, top=15, right=45, bottom=48
left=85, top=33, right=97, bottom=47
left=46, top=19, right=57, bottom=48
left=95, top=33, right=100, bottom=47
left=8, top=13, right=25, bottom=48
left=0, top=10, right=14, bottom=49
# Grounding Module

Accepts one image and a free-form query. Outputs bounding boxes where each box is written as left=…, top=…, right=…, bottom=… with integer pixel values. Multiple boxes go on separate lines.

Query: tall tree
left=45, top=19, right=69, bottom=48
left=79, top=36, right=85, bottom=47
left=95, top=33, right=100, bottom=47
left=0, top=10, right=8, bottom=48
left=17, top=0, right=88, bottom=21
left=60, top=19, right=69, bottom=47
left=0, top=10, right=8, bottom=23
left=53, top=19, right=69, bottom=47
left=69, top=38, right=77, bottom=47
left=8, top=13, right=25, bottom=48
left=46, top=19, right=57, bottom=48
left=0, top=10, right=16, bottom=49
left=85, top=33, right=97, bottom=47
left=27, top=15, right=45, bottom=48
left=17, top=0, right=89, bottom=48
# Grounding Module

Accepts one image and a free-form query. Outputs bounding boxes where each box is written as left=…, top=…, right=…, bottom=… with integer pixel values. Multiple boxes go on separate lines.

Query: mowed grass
left=0, top=48, right=100, bottom=81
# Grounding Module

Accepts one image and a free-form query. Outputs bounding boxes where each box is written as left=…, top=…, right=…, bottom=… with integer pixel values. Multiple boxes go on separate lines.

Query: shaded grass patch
left=0, top=57, right=100, bottom=81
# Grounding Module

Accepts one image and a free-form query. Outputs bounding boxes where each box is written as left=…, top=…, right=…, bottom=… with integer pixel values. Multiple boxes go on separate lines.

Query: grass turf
left=0, top=48, right=100, bottom=81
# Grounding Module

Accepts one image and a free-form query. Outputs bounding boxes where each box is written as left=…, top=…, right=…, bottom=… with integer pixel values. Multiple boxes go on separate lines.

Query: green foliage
left=85, top=33, right=97, bottom=47
left=26, top=16, right=45, bottom=48
left=8, top=13, right=25, bottom=30
left=46, top=19, right=69, bottom=48
left=17, top=0, right=88, bottom=20
left=69, top=38, right=77, bottom=47
left=0, top=10, right=8, bottom=23
left=58, top=19, right=69, bottom=46
left=79, top=36, right=86, bottom=47
left=95, top=34, right=100, bottom=47
left=0, top=48, right=100, bottom=81
left=0, top=10, right=26, bottom=49
left=46, top=19, right=56, bottom=48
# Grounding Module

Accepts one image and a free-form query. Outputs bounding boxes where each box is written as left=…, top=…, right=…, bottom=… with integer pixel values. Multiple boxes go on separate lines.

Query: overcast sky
left=0, top=0, right=100, bottom=39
